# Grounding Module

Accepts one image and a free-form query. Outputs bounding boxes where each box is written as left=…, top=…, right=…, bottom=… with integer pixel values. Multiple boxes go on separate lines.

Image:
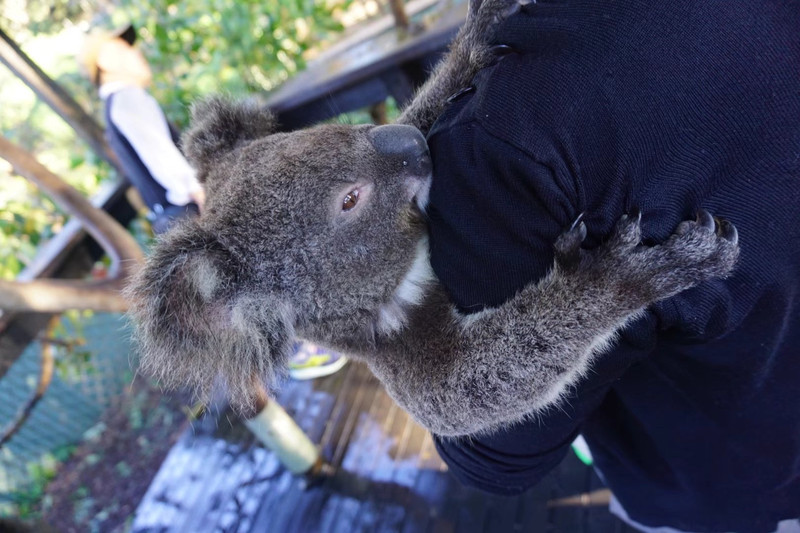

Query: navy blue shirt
left=426, top=1, right=800, bottom=531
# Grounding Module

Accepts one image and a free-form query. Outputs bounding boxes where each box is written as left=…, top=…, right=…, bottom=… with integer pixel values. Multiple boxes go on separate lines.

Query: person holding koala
left=423, top=1, right=800, bottom=532
left=125, top=0, right=797, bottom=532
left=80, top=25, right=204, bottom=234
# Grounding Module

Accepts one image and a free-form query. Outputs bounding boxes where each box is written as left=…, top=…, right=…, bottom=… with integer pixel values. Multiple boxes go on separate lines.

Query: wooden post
left=547, top=489, right=612, bottom=508
left=0, top=26, right=121, bottom=172
left=244, top=381, right=325, bottom=476
left=387, top=0, right=411, bottom=30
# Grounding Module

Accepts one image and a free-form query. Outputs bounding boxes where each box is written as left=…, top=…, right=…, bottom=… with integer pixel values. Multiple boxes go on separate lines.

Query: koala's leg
left=370, top=210, right=740, bottom=436
left=397, top=0, right=527, bottom=133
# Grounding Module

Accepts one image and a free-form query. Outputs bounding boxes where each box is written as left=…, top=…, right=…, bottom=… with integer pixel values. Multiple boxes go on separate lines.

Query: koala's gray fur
left=126, top=0, right=740, bottom=437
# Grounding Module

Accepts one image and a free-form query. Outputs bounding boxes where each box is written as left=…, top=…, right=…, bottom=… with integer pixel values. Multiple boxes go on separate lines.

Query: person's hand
left=190, top=188, right=206, bottom=212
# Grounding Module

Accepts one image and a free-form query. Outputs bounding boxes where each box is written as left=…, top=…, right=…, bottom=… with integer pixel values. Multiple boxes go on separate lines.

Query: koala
left=125, top=0, right=740, bottom=437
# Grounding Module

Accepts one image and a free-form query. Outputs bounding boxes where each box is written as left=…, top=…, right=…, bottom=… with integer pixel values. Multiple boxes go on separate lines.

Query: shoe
left=289, top=343, right=348, bottom=380
left=571, top=434, right=593, bottom=466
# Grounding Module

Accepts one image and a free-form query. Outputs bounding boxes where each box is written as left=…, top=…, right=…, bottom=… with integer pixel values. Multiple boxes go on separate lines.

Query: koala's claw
left=612, top=209, right=643, bottom=249
left=489, top=44, right=517, bottom=56
left=555, top=215, right=588, bottom=272
left=676, top=210, right=737, bottom=245
left=697, top=208, right=715, bottom=231
left=718, top=219, right=738, bottom=244
left=636, top=210, right=740, bottom=301
left=569, top=212, right=586, bottom=231
left=468, top=0, right=529, bottom=33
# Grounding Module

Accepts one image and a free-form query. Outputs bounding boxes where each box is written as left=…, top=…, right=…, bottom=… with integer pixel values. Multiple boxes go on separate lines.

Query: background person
left=80, top=25, right=204, bottom=234
left=81, top=25, right=347, bottom=379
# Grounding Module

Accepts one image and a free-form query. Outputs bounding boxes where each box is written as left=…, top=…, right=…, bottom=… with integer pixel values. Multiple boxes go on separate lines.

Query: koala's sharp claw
left=570, top=212, right=586, bottom=231
left=718, top=219, right=738, bottom=244
left=446, top=86, right=475, bottom=103
left=576, top=221, right=587, bottom=241
left=490, top=44, right=516, bottom=56
left=613, top=210, right=642, bottom=249
left=696, top=209, right=715, bottom=231
left=555, top=217, right=588, bottom=271
left=494, top=2, right=521, bottom=21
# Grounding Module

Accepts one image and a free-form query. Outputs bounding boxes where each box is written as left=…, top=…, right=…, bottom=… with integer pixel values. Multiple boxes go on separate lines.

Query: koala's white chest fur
left=376, top=238, right=435, bottom=335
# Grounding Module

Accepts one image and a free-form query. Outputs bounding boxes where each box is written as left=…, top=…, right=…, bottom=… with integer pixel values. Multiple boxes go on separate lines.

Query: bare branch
left=0, top=135, right=143, bottom=313
left=0, top=316, right=58, bottom=446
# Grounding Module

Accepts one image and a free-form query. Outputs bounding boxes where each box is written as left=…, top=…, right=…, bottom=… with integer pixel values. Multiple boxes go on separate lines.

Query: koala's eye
left=342, top=190, right=359, bottom=211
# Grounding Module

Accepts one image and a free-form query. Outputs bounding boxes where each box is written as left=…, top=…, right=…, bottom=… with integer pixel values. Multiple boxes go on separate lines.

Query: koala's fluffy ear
left=182, top=96, right=278, bottom=179
left=125, top=222, right=294, bottom=414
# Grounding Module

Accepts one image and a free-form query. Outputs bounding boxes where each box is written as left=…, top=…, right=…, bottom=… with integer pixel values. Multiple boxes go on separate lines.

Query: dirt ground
left=34, top=379, right=194, bottom=533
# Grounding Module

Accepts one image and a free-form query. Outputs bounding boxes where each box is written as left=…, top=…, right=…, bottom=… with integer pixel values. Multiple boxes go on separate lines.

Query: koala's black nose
left=368, top=125, right=431, bottom=175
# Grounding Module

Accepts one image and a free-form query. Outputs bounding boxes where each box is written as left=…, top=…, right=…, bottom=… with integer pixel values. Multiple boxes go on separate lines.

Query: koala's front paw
left=554, top=213, right=589, bottom=273
left=555, top=209, right=740, bottom=305
left=597, top=209, right=740, bottom=303
left=468, top=0, right=530, bottom=26
left=463, top=0, right=531, bottom=51
left=646, top=209, right=740, bottom=295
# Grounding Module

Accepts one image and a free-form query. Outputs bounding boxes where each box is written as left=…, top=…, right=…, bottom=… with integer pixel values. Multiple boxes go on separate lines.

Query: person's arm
left=422, top=84, right=662, bottom=489
left=109, top=88, right=203, bottom=207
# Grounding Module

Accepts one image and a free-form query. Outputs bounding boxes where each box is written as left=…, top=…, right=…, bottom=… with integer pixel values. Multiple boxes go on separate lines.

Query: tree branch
left=0, top=316, right=58, bottom=446
left=0, top=135, right=143, bottom=313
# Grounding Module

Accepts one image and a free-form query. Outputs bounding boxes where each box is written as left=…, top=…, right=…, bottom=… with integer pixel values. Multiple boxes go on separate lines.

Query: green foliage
left=6, top=445, right=76, bottom=519
left=112, top=0, right=352, bottom=127
left=1, top=1, right=88, bottom=37
left=0, top=177, right=60, bottom=280
left=48, top=310, right=98, bottom=380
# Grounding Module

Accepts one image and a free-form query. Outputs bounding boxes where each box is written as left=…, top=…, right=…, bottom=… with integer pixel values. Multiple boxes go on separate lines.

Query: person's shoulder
left=108, top=85, right=160, bottom=122
left=113, top=84, right=151, bottom=102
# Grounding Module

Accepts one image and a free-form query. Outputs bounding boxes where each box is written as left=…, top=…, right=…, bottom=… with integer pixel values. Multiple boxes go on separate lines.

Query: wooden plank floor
left=131, top=361, right=637, bottom=532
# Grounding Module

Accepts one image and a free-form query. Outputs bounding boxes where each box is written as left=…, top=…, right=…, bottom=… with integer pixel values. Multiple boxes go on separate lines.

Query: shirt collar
left=98, top=81, right=137, bottom=100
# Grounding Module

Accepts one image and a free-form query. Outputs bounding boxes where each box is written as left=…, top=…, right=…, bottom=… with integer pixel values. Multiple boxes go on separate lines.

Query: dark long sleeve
left=424, top=1, right=800, bottom=531
left=434, top=316, right=660, bottom=495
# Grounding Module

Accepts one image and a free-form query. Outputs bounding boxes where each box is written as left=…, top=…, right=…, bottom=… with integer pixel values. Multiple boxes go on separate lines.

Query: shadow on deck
left=131, top=361, right=636, bottom=532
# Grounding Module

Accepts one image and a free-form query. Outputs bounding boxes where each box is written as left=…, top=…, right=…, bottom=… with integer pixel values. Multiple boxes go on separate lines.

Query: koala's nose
left=368, top=125, right=431, bottom=175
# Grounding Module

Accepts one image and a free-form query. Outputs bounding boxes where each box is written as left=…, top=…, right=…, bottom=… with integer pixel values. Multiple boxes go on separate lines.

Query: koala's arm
left=367, top=212, right=739, bottom=436
left=397, top=0, right=523, bottom=133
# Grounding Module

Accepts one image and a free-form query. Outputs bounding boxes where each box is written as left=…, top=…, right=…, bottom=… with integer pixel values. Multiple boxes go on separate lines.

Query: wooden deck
left=131, top=361, right=637, bottom=532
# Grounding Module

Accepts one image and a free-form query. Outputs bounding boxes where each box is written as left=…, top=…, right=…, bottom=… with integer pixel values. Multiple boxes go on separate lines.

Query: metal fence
left=0, top=311, right=135, bottom=515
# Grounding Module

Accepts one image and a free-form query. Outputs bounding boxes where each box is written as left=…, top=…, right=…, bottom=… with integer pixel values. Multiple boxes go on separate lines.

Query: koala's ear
left=182, top=96, right=278, bottom=178
left=125, top=222, right=295, bottom=414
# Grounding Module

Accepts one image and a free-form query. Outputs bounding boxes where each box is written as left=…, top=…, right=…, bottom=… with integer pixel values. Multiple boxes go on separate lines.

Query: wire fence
left=0, top=311, right=136, bottom=515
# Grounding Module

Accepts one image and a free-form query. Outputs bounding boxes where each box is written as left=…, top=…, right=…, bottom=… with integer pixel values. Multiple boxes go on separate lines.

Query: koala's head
left=126, top=97, right=432, bottom=413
